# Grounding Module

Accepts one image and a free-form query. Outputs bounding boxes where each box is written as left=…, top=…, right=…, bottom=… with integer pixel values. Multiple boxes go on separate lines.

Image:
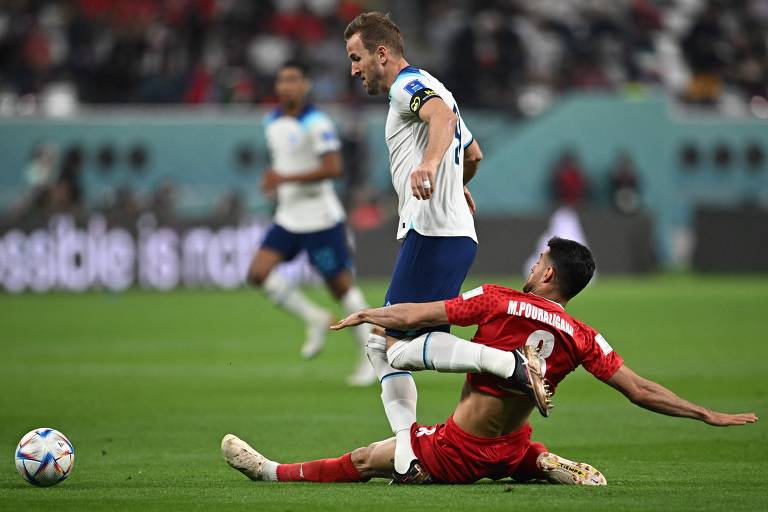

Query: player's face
left=346, top=33, right=383, bottom=96
left=275, top=67, right=309, bottom=107
left=523, top=251, right=550, bottom=293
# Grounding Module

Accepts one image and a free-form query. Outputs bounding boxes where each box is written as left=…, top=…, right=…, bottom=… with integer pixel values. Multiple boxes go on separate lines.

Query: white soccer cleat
left=301, top=310, right=334, bottom=359
left=346, top=357, right=377, bottom=386
left=221, top=434, right=276, bottom=481
left=536, top=452, right=607, bottom=486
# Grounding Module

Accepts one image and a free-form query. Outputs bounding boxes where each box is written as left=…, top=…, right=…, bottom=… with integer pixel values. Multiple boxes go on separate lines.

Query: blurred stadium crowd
left=1, top=0, right=767, bottom=112
left=2, top=0, right=766, bottom=270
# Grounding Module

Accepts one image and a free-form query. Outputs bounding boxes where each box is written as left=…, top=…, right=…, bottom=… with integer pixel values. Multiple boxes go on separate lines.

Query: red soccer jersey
left=444, top=284, right=624, bottom=397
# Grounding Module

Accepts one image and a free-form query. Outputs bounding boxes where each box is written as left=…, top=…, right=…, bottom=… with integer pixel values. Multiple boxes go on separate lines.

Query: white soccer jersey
left=386, top=66, right=476, bottom=242
left=264, top=105, right=346, bottom=233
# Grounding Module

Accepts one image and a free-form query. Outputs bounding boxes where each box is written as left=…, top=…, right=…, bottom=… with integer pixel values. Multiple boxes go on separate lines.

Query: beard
left=363, top=74, right=381, bottom=95
left=522, top=280, right=533, bottom=293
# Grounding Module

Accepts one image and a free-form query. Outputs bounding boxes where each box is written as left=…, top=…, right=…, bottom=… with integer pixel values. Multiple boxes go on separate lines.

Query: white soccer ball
left=15, top=428, right=75, bottom=487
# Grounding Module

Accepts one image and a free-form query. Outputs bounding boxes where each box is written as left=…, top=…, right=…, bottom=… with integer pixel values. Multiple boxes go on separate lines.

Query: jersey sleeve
left=579, top=328, right=624, bottom=382
left=307, top=114, right=341, bottom=155
left=391, top=76, right=442, bottom=119
left=460, top=115, right=473, bottom=149
left=444, top=284, right=503, bottom=327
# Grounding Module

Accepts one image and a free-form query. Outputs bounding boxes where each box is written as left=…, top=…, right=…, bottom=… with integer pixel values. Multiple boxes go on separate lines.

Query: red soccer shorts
left=410, top=416, right=536, bottom=484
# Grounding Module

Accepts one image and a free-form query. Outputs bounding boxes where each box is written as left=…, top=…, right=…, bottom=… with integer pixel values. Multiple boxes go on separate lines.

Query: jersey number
left=525, top=330, right=555, bottom=375
left=453, top=105, right=462, bottom=165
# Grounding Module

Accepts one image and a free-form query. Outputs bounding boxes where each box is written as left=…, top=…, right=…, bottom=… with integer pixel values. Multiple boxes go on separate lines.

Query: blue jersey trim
left=398, top=66, right=421, bottom=77
left=463, top=136, right=474, bottom=149
left=265, top=104, right=317, bottom=126
left=381, top=371, right=413, bottom=383
left=422, top=332, right=433, bottom=370
left=266, top=108, right=282, bottom=123
left=389, top=66, right=424, bottom=100
left=296, top=104, right=317, bottom=122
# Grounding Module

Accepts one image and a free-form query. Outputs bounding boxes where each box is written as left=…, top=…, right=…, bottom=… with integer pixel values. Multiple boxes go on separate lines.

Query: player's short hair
left=546, top=237, right=595, bottom=300
left=279, top=60, right=310, bottom=78
left=344, top=11, right=405, bottom=57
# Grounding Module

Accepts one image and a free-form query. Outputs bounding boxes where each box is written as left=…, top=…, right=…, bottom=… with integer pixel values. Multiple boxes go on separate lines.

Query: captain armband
left=409, top=88, right=440, bottom=114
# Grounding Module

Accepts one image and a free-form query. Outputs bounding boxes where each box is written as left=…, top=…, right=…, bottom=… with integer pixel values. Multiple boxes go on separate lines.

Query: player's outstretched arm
left=606, top=365, right=758, bottom=426
left=331, top=301, right=448, bottom=331
left=410, top=98, right=457, bottom=200
left=261, top=152, right=342, bottom=192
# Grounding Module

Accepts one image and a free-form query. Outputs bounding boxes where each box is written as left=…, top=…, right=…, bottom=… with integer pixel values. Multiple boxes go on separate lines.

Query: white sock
left=385, top=377, right=418, bottom=474
left=387, top=331, right=517, bottom=379
left=262, top=459, right=279, bottom=481
left=366, top=333, right=418, bottom=474
left=262, top=272, right=327, bottom=323
left=341, top=286, right=372, bottom=349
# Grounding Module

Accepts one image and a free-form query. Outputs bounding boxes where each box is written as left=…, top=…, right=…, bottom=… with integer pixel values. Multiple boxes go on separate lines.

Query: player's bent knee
left=366, top=334, right=387, bottom=354
left=386, top=341, right=418, bottom=371
left=248, top=266, right=266, bottom=287
left=326, top=271, right=352, bottom=300
left=386, top=337, right=427, bottom=371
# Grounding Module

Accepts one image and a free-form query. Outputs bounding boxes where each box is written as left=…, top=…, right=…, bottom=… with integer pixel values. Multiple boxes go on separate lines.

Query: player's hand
left=702, top=411, right=758, bottom=426
left=261, top=169, right=284, bottom=194
left=330, top=312, right=366, bottom=330
left=410, top=164, right=436, bottom=200
left=464, top=186, right=476, bottom=214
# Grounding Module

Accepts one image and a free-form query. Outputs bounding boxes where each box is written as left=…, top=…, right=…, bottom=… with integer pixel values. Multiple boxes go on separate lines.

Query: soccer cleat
left=506, top=346, right=553, bottom=417
left=536, top=452, right=607, bottom=486
left=221, top=434, right=275, bottom=481
left=391, top=459, right=433, bottom=485
left=346, top=357, right=377, bottom=387
left=301, top=310, right=334, bottom=359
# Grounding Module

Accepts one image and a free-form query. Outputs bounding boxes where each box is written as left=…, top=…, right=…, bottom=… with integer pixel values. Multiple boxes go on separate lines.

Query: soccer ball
left=15, top=428, right=75, bottom=487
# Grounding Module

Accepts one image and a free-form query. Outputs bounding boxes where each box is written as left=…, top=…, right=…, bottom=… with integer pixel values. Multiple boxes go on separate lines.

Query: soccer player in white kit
left=249, top=61, right=375, bottom=386
left=344, top=12, right=504, bottom=482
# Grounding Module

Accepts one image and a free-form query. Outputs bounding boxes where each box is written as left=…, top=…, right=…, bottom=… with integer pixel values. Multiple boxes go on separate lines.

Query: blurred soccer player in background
left=222, top=238, right=757, bottom=485
left=344, top=12, right=485, bottom=481
left=248, top=61, right=375, bottom=386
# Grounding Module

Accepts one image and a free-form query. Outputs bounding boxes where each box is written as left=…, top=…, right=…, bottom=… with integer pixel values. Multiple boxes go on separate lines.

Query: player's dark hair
left=344, top=11, right=405, bottom=57
left=546, top=237, right=595, bottom=300
left=279, top=60, right=310, bottom=77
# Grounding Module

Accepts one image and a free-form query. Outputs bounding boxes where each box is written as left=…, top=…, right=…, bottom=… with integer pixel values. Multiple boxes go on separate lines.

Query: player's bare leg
left=327, top=270, right=376, bottom=386
left=350, top=438, right=398, bottom=479
left=249, top=248, right=333, bottom=359
left=221, top=434, right=394, bottom=482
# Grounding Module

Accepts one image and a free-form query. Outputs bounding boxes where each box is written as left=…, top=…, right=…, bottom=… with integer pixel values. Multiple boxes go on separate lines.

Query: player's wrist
left=418, top=160, right=439, bottom=171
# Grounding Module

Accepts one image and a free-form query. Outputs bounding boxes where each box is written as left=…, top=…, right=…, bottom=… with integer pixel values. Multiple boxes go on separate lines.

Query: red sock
left=276, top=453, right=367, bottom=483
left=511, top=441, right=548, bottom=482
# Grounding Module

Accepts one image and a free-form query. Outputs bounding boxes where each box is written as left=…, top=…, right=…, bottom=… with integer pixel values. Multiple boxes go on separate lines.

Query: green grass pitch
left=1, top=275, right=766, bottom=511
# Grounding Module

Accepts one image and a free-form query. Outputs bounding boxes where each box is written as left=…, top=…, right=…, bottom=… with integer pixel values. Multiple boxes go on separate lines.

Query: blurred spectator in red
left=551, top=149, right=589, bottom=207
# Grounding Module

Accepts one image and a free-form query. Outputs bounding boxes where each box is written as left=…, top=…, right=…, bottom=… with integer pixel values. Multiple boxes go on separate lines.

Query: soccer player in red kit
left=221, top=237, right=757, bottom=485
